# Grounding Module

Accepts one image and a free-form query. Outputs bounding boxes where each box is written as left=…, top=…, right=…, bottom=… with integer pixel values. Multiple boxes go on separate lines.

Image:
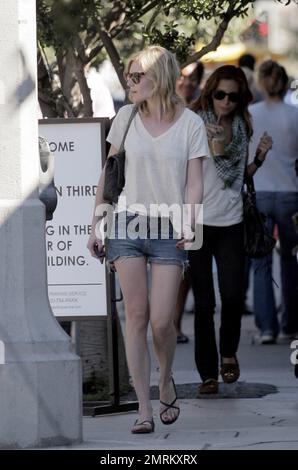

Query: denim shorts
left=106, top=212, right=188, bottom=272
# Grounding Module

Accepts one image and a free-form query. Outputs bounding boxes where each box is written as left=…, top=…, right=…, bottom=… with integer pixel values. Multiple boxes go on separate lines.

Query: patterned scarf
left=199, top=108, right=249, bottom=192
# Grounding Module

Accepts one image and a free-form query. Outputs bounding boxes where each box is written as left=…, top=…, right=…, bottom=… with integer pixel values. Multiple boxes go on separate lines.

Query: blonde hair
left=126, top=46, right=183, bottom=120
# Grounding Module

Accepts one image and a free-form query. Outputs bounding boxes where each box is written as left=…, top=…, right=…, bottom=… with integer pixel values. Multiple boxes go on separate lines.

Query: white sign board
left=39, top=119, right=108, bottom=318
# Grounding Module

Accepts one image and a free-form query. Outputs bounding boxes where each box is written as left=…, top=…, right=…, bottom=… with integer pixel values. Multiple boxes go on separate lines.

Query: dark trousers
left=189, top=223, right=245, bottom=381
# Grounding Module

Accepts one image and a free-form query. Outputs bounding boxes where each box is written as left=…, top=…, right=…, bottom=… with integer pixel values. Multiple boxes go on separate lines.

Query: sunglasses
left=213, top=90, right=240, bottom=103
left=124, top=72, right=145, bottom=85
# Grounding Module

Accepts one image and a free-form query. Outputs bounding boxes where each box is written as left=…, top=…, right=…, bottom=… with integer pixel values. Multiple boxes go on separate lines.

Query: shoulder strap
left=119, top=105, right=138, bottom=152
left=243, top=150, right=256, bottom=195
left=243, top=172, right=256, bottom=198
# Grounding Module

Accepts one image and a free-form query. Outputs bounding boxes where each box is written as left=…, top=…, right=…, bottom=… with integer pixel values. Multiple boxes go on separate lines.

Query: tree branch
left=74, top=34, right=88, bottom=64
left=74, top=59, right=93, bottom=117
left=140, top=4, right=162, bottom=48
left=87, top=43, right=105, bottom=64
left=182, top=0, right=251, bottom=67
left=109, top=0, right=161, bottom=39
left=97, top=25, right=127, bottom=90
left=56, top=49, right=76, bottom=117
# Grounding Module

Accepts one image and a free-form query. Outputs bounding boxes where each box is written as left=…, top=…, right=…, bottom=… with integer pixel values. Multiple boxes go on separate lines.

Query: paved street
left=41, top=257, right=298, bottom=451
left=45, top=264, right=298, bottom=451
left=77, top=312, right=298, bottom=451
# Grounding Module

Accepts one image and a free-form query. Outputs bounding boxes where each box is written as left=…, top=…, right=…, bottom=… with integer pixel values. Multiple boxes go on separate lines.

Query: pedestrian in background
left=249, top=60, right=298, bottom=344
left=176, top=61, right=205, bottom=105
left=238, top=53, right=263, bottom=104
left=174, top=61, right=205, bottom=344
left=87, top=46, right=209, bottom=432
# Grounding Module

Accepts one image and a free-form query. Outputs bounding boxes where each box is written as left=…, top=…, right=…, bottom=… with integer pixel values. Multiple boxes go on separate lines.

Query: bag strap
left=243, top=150, right=256, bottom=197
left=119, top=105, right=138, bottom=152
left=243, top=173, right=256, bottom=193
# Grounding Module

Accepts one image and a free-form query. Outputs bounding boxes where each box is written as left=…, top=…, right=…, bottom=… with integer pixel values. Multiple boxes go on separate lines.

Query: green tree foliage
left=37, top=0, right=255, bottom=117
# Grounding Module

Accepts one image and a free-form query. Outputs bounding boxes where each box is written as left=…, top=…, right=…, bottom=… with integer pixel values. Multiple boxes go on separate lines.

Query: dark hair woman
left=189, top=65, right=273, bottom=394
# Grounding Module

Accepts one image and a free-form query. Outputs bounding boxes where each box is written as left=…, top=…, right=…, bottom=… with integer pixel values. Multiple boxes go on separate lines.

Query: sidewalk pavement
left=46, top=307, right=298, bottom=450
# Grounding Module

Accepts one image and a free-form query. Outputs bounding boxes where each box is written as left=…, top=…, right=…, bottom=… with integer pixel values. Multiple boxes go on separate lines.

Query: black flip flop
left=159, top=378, right=180, bottom=425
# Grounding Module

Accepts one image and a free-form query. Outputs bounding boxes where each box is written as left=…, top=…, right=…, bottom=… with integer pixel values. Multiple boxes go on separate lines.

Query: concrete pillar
left=0, top=0, right=82, bottom=448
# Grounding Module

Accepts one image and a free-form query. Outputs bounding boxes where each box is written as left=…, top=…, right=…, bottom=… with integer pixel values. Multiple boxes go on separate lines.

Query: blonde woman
left=87, top=46, right=209, bottom=433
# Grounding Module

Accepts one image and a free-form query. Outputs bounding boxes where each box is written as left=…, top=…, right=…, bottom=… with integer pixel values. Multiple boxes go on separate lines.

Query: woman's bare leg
left=150, top=263, right=183, bottom=422
left=114, top=257, right=152, bottom=422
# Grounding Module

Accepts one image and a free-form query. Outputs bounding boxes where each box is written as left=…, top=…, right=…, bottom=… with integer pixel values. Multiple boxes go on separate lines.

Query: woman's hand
left=87, top=232, right=105, bottom=264
left=256, top=132, right=273, bottom=161
left=176, top=225, right=195, bottom=250
left=206, top=124, right=225, bottom=140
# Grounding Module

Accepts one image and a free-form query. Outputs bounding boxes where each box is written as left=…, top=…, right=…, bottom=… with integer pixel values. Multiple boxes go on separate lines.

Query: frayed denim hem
left=149, top=257, right=189, bottom=278
left=106, top=255, right=189, bottom=278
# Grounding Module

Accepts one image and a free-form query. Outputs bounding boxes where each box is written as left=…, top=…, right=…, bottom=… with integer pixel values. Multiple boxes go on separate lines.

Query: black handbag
left=242, top=175, right=276, bottom=258
left=103, top=106, right=137, bottom=204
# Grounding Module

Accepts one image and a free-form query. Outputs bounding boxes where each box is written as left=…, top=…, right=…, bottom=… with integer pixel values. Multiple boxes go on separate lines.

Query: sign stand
left=91, top=268, right=138, bottom=416
left=39, top=118, right=138, bottom=416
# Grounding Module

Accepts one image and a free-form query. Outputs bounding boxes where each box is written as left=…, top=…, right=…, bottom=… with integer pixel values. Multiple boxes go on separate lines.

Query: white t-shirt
left=201, top=157, right=245, bottom=227
left=107, top=104, right=210, bottom=222
left=249, top=101, right=298, bottom=192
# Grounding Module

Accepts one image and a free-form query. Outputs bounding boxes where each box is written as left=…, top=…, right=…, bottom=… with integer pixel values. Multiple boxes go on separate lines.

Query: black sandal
left=159, top=377, right=180, bottom=425
left=220, top=356, right=240, bottom=384
left=131, top=418, right=155, bottom=434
